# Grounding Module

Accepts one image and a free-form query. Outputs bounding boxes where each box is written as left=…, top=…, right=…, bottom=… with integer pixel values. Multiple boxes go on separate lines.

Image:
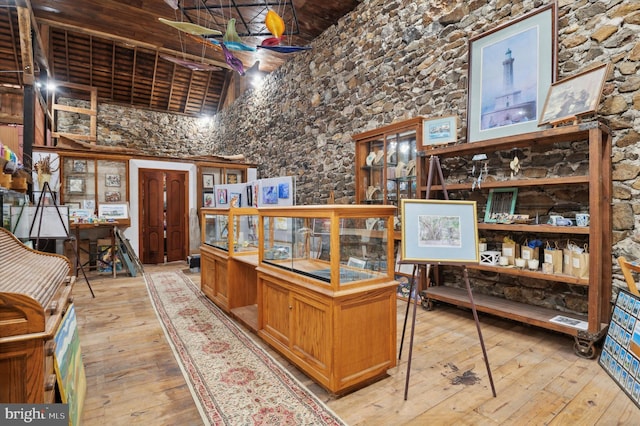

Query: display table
left=70, top=222, right=120, bottom=278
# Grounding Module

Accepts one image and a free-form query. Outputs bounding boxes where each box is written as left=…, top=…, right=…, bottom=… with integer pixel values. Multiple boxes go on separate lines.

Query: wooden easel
left=398, top=155, right=496, bottom=399
left=30, top=181, right=95, bottom=298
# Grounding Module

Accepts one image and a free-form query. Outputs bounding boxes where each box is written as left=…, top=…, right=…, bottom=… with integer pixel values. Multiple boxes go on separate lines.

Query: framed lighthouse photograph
left=466, top=3, right=557, bottom=142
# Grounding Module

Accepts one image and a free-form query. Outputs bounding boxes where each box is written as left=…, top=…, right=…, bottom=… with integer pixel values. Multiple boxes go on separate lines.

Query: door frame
left=125, top=159, right=197, bottom=260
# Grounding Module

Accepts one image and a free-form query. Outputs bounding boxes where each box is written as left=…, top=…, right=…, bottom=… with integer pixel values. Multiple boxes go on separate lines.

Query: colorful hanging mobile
left=207, top=19, right=256, bottom=52
left=159, top=54, right=223, bottom=71
left=221, top=42, right=245, bottom=76
left=258, top=9, right=311, bottom=53
left=158, top=18, right=222, bottom=36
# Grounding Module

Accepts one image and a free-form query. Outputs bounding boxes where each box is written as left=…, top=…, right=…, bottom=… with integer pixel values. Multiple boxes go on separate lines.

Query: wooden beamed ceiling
left=0, top=0, right=360, bottom=117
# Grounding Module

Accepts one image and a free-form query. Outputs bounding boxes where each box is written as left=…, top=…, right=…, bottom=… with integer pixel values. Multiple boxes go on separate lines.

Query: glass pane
left=203, top=212, right=229, bottom=251
left=98, top=160, right=126, bottom=205
left=361, top=137, right=385, bottom=204
left=233, top=213, right=259, bottom=252
left=339, top=216, right=388, bottom=284
left=64, top=158, right=96, bottom=211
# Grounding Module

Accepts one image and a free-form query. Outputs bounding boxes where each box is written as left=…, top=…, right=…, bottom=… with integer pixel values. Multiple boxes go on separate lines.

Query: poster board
left=54, top=304, right=87, bottom=425
left=10, top=205, right=70, bottom=239
left=599, top=289, right=640, bottom=408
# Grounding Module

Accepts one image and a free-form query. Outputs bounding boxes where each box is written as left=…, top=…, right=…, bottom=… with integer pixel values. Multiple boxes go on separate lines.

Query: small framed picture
left=538, top=63, right=610, bottom=126
left=203, top=193, right=215, bottom=207
left=227, top=173, right=238, bottom=184
left=83, top=199, right=96, bottom=212
left=421, top=115, right=458, bottom=148
left=65, top=202, right=81, bottom=209
left=484, top=188, right=518, bottom=223
left=229, top=192, right=241, bottom=207
left=72, top=159, right=87, bottom=173
left=98, top=203, right=129, bottom=220
left=278, top=183, right=290, bottom=199
left=217, top=188, right=228, bottom=204
left=202, top=174, right=214, bottom=189
left=68, top=177, right=84, bottom=194
left=105, top=191, right=121, bottom=202
left=105, top=174, right=121, bottom=187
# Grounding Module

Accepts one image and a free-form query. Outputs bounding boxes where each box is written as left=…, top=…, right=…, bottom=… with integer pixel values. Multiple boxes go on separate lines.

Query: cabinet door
left=213, top=258, right=228, bottom=309
left=200, top=251, right=216, bottom=300
left=290, top=293, right=331, bottom=376
left=261, top=279, right=291, bottom=347
left=358, top=137, right=385, bottom=204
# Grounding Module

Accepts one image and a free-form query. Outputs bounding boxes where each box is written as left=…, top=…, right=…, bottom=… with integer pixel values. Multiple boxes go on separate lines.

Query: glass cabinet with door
left=353, top=117, right=425, bottom=226
left=60, top=155, right=128, bottom=221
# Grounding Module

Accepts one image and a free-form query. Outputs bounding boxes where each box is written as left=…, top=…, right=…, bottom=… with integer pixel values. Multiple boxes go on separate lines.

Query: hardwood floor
left=74, top=264, right=640, bottom=425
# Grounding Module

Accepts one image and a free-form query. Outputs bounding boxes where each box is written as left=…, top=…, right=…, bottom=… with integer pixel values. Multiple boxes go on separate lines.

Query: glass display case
left=259, top=205, right=397, bottom=289
left=202, top=207, right=259, bottom=254
left=1, top=187, right=28, bottom=231
left=256, top=204, right=399, bottom=394
left=353, top=117, right=423, bottom=208
left=200, top=207, right=260, bottom=323
left=61, top=155, right=128, bottom=219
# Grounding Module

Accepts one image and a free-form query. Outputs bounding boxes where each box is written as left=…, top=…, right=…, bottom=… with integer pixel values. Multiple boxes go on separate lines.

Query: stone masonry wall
left=58, top=0, right=640, bottom=306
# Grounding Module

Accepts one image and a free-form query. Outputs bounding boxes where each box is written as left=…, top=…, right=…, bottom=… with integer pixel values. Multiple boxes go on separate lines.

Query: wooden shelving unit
left=419, top=122, right=612, bottom=358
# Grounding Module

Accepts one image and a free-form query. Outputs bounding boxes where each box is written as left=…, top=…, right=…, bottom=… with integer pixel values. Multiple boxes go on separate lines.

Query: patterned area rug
left=144, top=270, right=346, bottom=426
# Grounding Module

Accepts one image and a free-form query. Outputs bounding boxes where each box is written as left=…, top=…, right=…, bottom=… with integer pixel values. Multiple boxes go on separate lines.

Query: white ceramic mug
left=499, top=256, right=509, bottom=266
left=528, top=259, right=539, bottom=270
left=515, top=258, right=526, bottom=268
left=576, top=213, right=590, bottom=227
left=548, top=215, right=563, bottom=226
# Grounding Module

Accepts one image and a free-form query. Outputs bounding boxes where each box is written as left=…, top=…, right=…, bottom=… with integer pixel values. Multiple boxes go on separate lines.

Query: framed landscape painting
left=467, top=3, right=557, bottom=142
left=400, top=199, right=479, bottom=264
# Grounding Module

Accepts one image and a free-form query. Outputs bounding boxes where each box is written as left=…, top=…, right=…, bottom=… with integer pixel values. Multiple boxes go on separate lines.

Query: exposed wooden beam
left=37, top=17, right=230, bottom=70
left=150, top=51, right=159, bottom=109
left=131, top=46, right=137, bottom=105
left=184, top=69, right=194, bottom=114
left=6, top=7, right=23, bottom=87
left=200, top=71, right=212, bottom=114
left=15, top=0, right=51, bottom=75
left=110, top=41, right=115, bottom=99
left=17, top=7, right=34, bottom=85
left=168, top=63, right=176, bottom=112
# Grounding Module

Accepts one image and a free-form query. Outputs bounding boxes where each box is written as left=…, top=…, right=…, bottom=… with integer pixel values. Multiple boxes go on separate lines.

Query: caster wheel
left=573, top=339, right=596, bottom=359
left=421, top=298, right=435, bottom=311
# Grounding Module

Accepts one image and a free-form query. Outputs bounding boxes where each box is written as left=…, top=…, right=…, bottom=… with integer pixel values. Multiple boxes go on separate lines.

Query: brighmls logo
left=1, top=404, right=68, bottom=425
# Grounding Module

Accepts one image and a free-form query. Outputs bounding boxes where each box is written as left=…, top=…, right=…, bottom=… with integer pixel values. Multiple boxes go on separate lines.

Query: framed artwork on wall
left=105, top=191, right=121, bottom=202
left=421, top=115, right=458, bottom=148
left=105, top=174, right=121, bottom=187
left=72, top=159, right=87, bottom=173
left=202, top=174, right=214, bottom=189
left=400, top=199, right=479, bottom=264
left=68, top=177, right=84, bottom=194
left=539, top=63, right=610, bottom=126
left=467, top=3, right=557, bottom=142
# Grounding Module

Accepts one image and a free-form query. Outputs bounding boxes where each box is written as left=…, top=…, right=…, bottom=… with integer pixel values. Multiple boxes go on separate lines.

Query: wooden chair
left=617, top=256, right=640, bottom=296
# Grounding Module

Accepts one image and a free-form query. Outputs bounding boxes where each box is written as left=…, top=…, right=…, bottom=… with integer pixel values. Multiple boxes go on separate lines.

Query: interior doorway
left=138, top=169, right=188, bottom=264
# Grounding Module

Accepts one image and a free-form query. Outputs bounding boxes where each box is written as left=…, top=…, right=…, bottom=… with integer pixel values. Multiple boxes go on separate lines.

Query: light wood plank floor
left=74, top=264, right=640, bottom=425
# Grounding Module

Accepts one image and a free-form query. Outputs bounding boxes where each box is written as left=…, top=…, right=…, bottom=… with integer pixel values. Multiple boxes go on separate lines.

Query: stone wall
left=58, top=0, right=640, bottom=305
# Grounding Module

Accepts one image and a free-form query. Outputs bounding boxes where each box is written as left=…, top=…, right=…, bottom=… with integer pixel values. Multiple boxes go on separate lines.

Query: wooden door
left=140, top=170, right=164, bottom=264
left=139, top=169, right=187, bottom=264
left=165, top=171, right=186, bottom=262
